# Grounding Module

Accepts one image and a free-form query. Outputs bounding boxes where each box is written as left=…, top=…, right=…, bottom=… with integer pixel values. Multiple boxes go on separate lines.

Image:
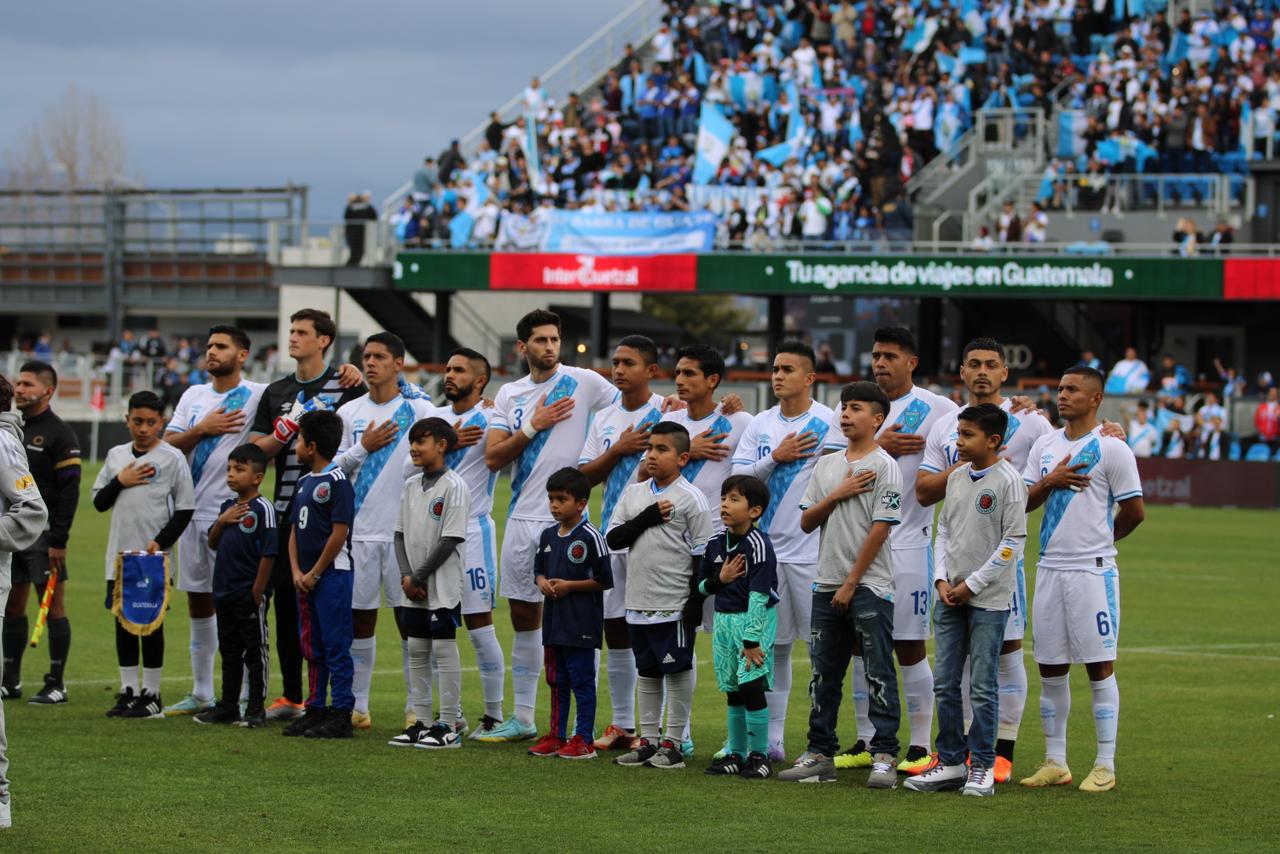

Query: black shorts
left=628, top=619, right=694, bottom=675
left=397, top=605, right=461, bottom=640
left=11, top=534, right=65, bottom=584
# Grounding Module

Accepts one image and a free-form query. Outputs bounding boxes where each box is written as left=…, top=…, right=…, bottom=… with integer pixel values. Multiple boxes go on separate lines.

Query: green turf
left=2, top=464, right=1276, bottom=851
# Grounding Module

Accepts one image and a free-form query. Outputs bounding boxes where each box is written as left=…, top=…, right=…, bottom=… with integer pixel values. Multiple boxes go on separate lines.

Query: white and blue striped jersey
left=579, top=393, right=664, bottom=530
left=877, top=386, right=958, bottom=550
left=491, top=365, right=619, bottom=522
left=661, top=406, right=753, bottom=533
left=166, top=380, right=267, bottom=520
left=732, top=401, right=845, bottom=564
left=1126, top=418, right=1159, bottom=458
left=1023, top=426, right=1143, bottom=573
left=333, top=393, right=436, bottom=542
left=921, top=398, right=1055, bottom=479
left=427, top=402, right=497, bottom=518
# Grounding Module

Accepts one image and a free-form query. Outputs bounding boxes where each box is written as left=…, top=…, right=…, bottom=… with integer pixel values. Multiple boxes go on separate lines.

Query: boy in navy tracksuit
left=528, top=467, right=613, bottom=760
left=285, top=410, right=356, bottom=740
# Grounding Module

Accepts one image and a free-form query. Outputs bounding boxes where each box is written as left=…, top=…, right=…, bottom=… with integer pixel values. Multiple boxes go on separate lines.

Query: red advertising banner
left=488, top=253, right=697, bottom=292
left=1223, top=258, right=1280, bottom=300
left=1137, top=458, right=1278, bottom=508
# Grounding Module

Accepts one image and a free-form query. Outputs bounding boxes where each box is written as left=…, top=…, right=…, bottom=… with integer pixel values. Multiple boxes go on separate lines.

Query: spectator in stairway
left=1023, top=201, right=1048, bottom=243
left=344, top=192, right=377, bottom=266
left=972, top=225, right=995, bottom=251
left=997, top=200, right=1022, bottom=243
left=1215, top=358, right=1244, bottom=399
left=1127, top=401, right=1160, bottom=458
left=485, top=112, right=507, bottom=153
left=32, top=334, right=53, bottom=360
left=139, top=329, right=166, bottom=361
left=1174, top=217, right=1201, bottom=257
left=1107, top=346, right=1151, bottom=394
left=1081, top=350, right=1102, bottom=371
left=652, top=22, right=675, bottom=67
left=1188, top=102, right=1217, bottom=173
left=412, top=157, right=438, bottom=203
left=1208, top=220, right=1234, bottom=254
left=438, top=139, right=463, bottom=184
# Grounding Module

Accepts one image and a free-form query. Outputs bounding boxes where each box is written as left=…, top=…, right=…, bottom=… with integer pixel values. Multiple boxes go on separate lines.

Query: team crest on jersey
left=430, top=498, right=446, bottom=520
left=881, top=491, right=901, bottom=510
left=314, top=482, right=331, bottom=504
left=14, top=474, right=35, bottom=492
left=240, top=511, right=258, bottom=533
left=976, top=489, right=997, bottom=514
left=568, top=540, right=588, bottom=564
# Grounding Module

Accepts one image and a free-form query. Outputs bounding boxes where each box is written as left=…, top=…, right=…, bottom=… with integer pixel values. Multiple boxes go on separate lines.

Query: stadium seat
left=1245, top=443, right=1272, bottom=462
left=1272, top=447, right=1280, bottom=463
left=1229, top=440, right=1242, bottom=461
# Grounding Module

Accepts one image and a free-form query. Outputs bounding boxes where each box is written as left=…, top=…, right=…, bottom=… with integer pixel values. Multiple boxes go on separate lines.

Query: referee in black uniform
left=1, top=361, right=81, bottom=705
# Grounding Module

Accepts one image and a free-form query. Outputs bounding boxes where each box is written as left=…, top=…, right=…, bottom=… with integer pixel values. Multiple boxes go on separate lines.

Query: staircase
left=344, top=288, right=456, bottom=363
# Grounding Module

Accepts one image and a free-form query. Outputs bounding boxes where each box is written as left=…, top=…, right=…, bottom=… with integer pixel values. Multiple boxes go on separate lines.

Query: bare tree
left=2, top=85, right=127, bottom=190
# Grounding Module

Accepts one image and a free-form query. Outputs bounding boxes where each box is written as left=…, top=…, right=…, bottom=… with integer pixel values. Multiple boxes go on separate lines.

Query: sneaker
left=237, top=712, right=267, bottom=728
left=705, top=753, right=744, bottom=776
left=711, top=739, right=731, bottom=761
left=306, top=710, right=354, bottom=739
left=163, top=693, right=213, bottom=717
left=868, top=753, right=898, bottom=789
left=468, top=714, right=504, bottom=741
left=265, top=697, right=305, bottom=721
left=993, top=755, right=1013, bottom=784
left=1078, top=765, right=1116, bottom=793
left=282, top=707, right=328, bottom=737
left=449, top=715, right=470, bottom=737
left=614, top=738, right=659, bottom=767
left=472, top=716, right=537, bottom=743
left=389, top=721, right=431, bottom=747
left=963, top=764, right=996, bottom=797
left=106, top=687, right=136, bottom=718
left=777, top=752, right=836, bottom=783
left=898, top=745, right=935, bottom=775
left=351, top=710, right=373, bottom=730
left=680, top=738, right=695, bottom=759
left=29, top=678, right=68, bottom=705
left=834, top=739, right=872, bottom=769
left=1019, top=759, right=1073, bottom=788
left=557, top=735, right=597, bottom=760
left=194, top=703, right=241, bottom=725
left=739, top=751, right=772, bottom=779
left=903, top=761, right=967, bottom=793
left=593, top=724, right=640, bottom=751
left=528, top=734, right=567, bottom=757
left=646, top=739, right=686, bottom=769
left=0, top=683, right=21, bottom=700
left=415, top=722, right=462, bottom=750
left=121, top=690, right=165, bottom=720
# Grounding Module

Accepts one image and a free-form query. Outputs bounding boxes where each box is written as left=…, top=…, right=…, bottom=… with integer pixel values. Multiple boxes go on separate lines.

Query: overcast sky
left=3, top=0, right=633, bottom=216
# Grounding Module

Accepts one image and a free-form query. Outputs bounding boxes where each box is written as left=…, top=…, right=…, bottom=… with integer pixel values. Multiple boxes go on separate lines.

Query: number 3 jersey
left=876, top=385, right=957, bottom=551
left=1022, top=426, right=1143, bottom=573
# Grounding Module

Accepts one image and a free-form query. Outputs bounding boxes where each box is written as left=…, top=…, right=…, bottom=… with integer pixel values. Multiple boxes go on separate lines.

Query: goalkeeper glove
left=397, top=377, right=430, bottom=401
left=273, top=393, right=332, bottom=444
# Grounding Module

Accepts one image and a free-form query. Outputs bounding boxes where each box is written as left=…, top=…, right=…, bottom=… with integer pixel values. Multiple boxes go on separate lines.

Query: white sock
left=997, top=649, right=1028, bottom=742
left=119, top=665, right=139, bottom=693
left=637, top=674, right=663, bottom=741
left=511, top=629, right=542, bottom=726
left=434, top=639, right=462, bottom=728
left=960, top=658, right=973, bottom=732
left=142, top=666, right=163, bottom=696
left=190, top=616, right=218, bottom=702
left=681, top=652, right=697, bottom=742
left=468, top=624, right=505, bottom=720
left=852, top=656, right=873, bottom=743
left=606, top=648, right=637, bottom=730
left=401, top=638, right=412, bottom=714
left=1090, top=675, right=1119, bottom=771
left=664, top=669, right=694, bottom=744
left=901, top=660, right=935, bottom=749
left=408, top=637, right=433, bottom=723
left=766, top=642, right=793, bottom=751
left=350, top=636, right=376, bottom=715
left=1040, top=673, right=1071, bottom=764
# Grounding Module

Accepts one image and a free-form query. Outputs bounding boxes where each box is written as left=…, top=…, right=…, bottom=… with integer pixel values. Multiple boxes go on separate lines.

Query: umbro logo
left=661, top=653, right=676, bottom=664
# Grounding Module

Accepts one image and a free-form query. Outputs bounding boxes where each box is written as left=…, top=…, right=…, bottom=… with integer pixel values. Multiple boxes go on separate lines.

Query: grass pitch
left=2, top=464, right=1276, bottom=851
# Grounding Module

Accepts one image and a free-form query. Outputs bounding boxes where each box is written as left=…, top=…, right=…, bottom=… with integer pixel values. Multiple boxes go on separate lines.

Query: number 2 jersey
left=876, top=385, right=957, bottom=551
left=579, top=393, right=664, bottom=530
left=1023, top=425, right=1142, bottom=573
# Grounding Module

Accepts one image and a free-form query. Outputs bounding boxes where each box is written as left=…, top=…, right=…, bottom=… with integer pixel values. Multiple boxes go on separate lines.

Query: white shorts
left=352, top=540, right=406, bottom=610
left=891, top=544, right=933, bottom=641
left=176, top=522, right=215, bottom=594
left=499, top=516, right=551, bottom=604
left=776, top=562, right=816, bottom=646
left=461, top=515, right=498, bottom=616
left=1031, top=567, right=1120, bottom=665
left=1004, top=557, right=1029, bottom=643
left=603, top=553, right=628, bottom=620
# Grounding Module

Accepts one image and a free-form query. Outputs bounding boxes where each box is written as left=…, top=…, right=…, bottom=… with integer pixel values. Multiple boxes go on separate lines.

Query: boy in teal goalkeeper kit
left=698, top=475, right=778, bottom=779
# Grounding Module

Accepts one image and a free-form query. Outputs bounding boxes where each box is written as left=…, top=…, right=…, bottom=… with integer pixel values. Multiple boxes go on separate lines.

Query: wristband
left=521, top=421, right=538, bottom=439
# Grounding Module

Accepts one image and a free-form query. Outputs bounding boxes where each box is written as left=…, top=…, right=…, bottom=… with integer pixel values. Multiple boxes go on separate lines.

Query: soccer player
left=2, top=361, right=80, bottom=704
left=481, top=309, right=619, bottom=742
left=732, top=340, right=846, bottom=761
left=92, top=391, right=195, bottom=719
left=196, top=444, right=276, bottom=727
left=906, top=404, right=1026, bottom=798
left=699, top=475, right=778, bottom=780
left=782, top=381, right=901, bottom=787
left=162, top=326, right=267, bottom=716
left=867, top=326, right=958, bottom=773
left=284, top=410, right=357, bottom=740
left=251, top=309, right=363, bottom=720
left=1020, top=366, right=1144, bottom=793
left=389, top=418, right=470, bottom=750
left=331, top=332, right=436, bottom=730
left=528, top=467, right=613, bottom=760
left=577, top=335, right=663, bottom=752
left=913, top=337, right=1053, bottom=780
left=425, top=348, right=505, bottom=738
left=606, top=422, right=712, bottom=769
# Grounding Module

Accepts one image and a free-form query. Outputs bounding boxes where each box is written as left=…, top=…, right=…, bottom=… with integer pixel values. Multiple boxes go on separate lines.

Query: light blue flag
left=1057, top=110, right=1087, bottom=157
left=1240, top=101, right=1252, bottom=155
left=520, top=112, right=543, bottom=189
left=959, top=46, right=986, bottom=66
left=936, top=52, right=963, bottom=78
left=757, top=138, right=801, bottom=167
left=784, top=81, right=803, bottom=140
left=450, top=210, right=475, bottom=248
left=728, top=74, right=748, bottom=108
left=1167, top=30, right=1189, bottom=64
left=694, top=103, right=736, bottom=184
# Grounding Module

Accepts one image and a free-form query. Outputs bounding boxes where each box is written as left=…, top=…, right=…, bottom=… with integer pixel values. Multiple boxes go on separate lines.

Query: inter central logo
left=430, top=498, right=445, bottom=520
left=568, top=540, right=588, bottom=563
